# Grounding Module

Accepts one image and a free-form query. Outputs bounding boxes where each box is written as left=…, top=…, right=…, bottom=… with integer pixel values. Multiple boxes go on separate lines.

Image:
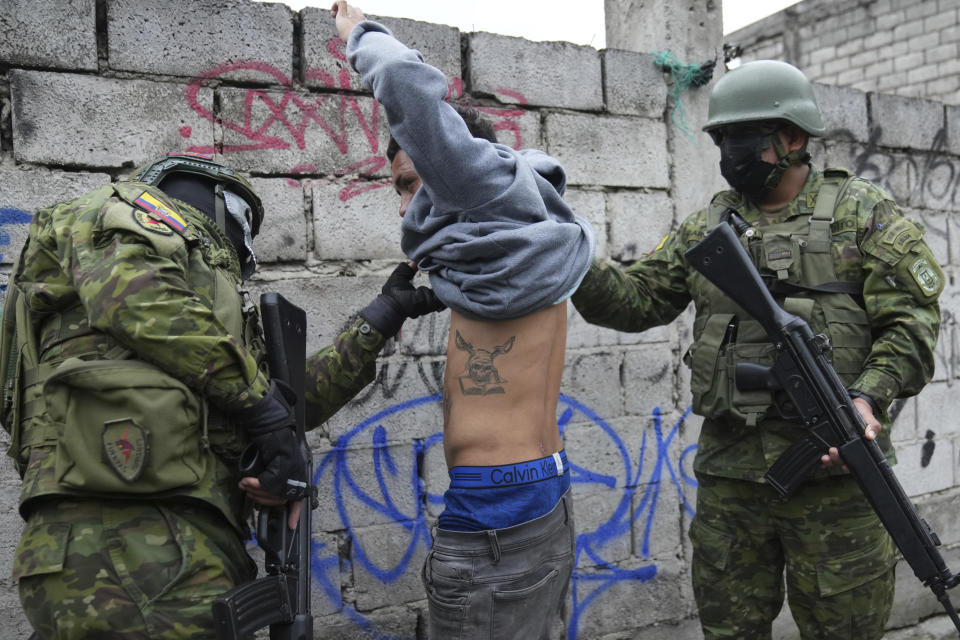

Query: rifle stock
left=686, top=222, right=960, bottom=633
left=212, top=293, right=314, bottom=640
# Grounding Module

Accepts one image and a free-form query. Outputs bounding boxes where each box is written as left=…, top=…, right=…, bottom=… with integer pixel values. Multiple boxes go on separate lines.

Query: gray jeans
left=421, top=488, right=575, bottom=639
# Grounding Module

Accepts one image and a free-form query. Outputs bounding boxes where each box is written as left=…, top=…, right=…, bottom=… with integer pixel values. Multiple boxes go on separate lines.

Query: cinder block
left=312, top=179, right=404, bottom=261
left=668, top=85, right=725, bottom=219
left=915, top=381, right=960, bottom=440
left=571, top=557, right=688, bottom=636
left=10, top=70, right=214, bottom=168
left=467, top=32, right=602, bottom=111
left=562, top=351, right=624, bottom=420
left=480, top=105, right=542, bottom=151
left=308, top=531, right=344, bottom=616
left=421, top=435, right=448, bottom=519
left=566, top=286, right=675, bottom=350
left=946, top=105, right=960, bottom=156
left=889, top=396, right=918, bottom=443
left=893, top=437, right=955, bottom=497
left=571, top=483, right=633, bottom=567
left=321, top=352, right=445, bottom=443
left=302, top=9, right=461, bottom=91
left=313, top=441, right=422, bottom=531
left=915, top=488, right=960, bottom=547
left=563, top=415, right=646, bottom=493
left=603, top=50, right=668, bottom=119
left=632, top=481, right=685, bottom=563
left=107, top=0, right=293, bottom=81
left=546, top=113, right=669, bottom=188
left=622, top=343, right=676, bottom=417
left=608, top=189, right=673, bottom=262
left=813, top=83, right=869, bottom=143
left=350, top=520, right=429, bottom=609
left=926, top=42, right=958, bottom=65
left=0, top=165, right=110, bottom=264
left=398, top=309, right=450, bottom=358
left=910, top=209, right=949, bottom=268
left=0, top=0, right=96, bottom=70
left=251, top=177, right=307, bottom=263
left=563, top=188, right=607, bottom=260
left=218, top=86, right=389, bottom=176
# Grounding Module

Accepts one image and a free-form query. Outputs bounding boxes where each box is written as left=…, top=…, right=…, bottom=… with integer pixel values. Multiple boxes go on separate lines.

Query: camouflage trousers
left=15, top=498, right=256, bottom=639
left=689, top=473, right=896, bottom=640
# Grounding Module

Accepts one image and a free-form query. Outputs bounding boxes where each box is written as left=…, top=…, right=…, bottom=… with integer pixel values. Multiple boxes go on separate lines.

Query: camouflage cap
left=129, top=152, right=264, bottom=236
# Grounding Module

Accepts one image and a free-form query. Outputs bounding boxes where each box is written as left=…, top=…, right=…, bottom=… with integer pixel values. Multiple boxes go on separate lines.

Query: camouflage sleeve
left=72, top=216, right=269, bottom=411
left=851, top=193, right=943, bottom=413
left=571, top=219, right=696, bottom=332
left=305, top=317, right=386, bottom=429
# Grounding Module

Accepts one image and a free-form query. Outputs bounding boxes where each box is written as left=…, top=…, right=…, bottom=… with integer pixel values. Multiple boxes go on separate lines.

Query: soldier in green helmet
left=0, top=151, right=443, bottom=638
left=573, top=60, right=943, bottom=639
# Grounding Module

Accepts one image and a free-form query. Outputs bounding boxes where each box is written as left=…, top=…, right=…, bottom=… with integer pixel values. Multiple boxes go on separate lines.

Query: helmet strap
left=214, top=183, right=227, bottom=232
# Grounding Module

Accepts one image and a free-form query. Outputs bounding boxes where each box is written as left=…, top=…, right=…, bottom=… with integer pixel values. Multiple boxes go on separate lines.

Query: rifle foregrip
left=212, top=574, right=296, bottom=640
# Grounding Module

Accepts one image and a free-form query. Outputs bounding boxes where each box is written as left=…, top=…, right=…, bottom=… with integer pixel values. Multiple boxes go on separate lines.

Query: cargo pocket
left=816, top=533, right=896, bottom=598
left=689, top=517, right=733, bottom=572
left=12, top=521, right=70, bottom=583
left=46, top=358, right=207, bottom=494
left=492, top=567, right=560, bottom=638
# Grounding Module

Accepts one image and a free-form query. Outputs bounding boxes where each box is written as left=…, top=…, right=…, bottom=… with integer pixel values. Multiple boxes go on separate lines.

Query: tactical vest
left=684, top=169, right=871, bottom=426
left=0, top=183, right=264, bottom=532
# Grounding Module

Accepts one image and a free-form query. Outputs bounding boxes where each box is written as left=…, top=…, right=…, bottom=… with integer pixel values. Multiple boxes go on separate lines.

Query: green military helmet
left=703, top=60, right=826, bottom=137
left=130, top=152, right=264, bottom=236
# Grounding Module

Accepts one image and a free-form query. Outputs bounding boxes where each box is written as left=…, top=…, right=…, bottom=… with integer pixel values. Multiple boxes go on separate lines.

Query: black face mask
left=718, top=132, right=779, bottom=200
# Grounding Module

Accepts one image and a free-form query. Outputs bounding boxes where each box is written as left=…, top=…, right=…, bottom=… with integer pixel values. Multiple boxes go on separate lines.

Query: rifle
left=212, top=292, right=315, bottom=640
left=685, top=220, right=960, bottom=633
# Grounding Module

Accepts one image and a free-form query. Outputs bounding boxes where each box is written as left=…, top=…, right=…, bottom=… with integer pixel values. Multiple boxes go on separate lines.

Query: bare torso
left=442, top=302, right=567, bottom=468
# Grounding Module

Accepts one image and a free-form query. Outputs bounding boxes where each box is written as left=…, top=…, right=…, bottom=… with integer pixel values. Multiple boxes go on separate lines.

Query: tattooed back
left=442, top=302, right=567, bottom=468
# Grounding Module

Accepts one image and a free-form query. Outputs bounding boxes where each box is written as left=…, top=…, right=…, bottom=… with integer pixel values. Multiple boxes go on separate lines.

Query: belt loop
left=429, top=521, right=438, bottom=543
left=487, top=530, right=501, bottom=564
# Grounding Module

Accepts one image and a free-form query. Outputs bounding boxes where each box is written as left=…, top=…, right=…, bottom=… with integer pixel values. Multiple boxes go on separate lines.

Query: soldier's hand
left=331, top=0, right=366, bottom=42
left=239, top=477, right=305, bottom=530
left=820, top=396, right=882, bottom=470
left=233, top=380, right=311, bottom=501
left=360, top=261, right=446, bottom=338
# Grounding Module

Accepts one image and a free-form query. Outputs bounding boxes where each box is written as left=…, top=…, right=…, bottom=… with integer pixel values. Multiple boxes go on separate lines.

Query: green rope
left=651, top=51, right=717, bottom=139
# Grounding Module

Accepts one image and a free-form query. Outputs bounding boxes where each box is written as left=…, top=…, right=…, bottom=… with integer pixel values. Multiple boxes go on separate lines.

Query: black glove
left=361, top=262, right=446, bottom=338
left=234, top=379, right=310, bottom=500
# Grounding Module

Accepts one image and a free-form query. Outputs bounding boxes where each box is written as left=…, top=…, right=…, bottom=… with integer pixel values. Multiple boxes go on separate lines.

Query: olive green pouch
left=46, top=358, right=207, bottom=493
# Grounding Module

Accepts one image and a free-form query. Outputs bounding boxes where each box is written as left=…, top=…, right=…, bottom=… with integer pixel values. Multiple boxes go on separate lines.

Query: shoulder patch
left=910, top=257, right=941, bottom=296
left=131, top=208, right=174, bottom=235
left=133, top=192, right=188, bottom=233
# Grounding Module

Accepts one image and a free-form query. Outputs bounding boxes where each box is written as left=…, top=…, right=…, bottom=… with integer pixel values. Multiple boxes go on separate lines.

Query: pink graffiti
left=183, top=37, right=531, bottom=201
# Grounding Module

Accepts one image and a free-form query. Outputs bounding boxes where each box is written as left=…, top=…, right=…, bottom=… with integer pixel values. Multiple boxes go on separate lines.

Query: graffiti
left=0, top=207, right=32, bottom=263
left=847, top=127, right=960, bottom=212
left=183, top=38, right=531, bottom=202
left=311, top=393, right=696, bottom=638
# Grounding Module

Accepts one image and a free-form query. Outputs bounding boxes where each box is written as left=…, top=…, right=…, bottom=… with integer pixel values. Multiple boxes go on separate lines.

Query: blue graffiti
left=0, top=207, right=33, bottom=263
left=311, top=393, right=698, bottom=639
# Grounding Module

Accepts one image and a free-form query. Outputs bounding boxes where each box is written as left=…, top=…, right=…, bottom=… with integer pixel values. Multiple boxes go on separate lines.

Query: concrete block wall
left=726, top=0, right=960, bottom=106
left=0, top=0, right=958, bottom=638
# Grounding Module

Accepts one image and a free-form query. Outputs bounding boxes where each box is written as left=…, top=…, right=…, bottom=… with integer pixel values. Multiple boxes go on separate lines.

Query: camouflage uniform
left=572, top=168, right=942, bottom=639
left=1, top=180, right=385, bottom=638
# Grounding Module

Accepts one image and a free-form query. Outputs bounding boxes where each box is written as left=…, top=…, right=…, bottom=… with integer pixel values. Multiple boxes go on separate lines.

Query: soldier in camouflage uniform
left=0, top=152, right=442, bottom=639
left=572, top=61, right=943, bottom=639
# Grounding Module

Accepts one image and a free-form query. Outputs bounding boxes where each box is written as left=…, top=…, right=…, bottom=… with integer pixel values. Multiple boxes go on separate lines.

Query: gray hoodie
left=346, top=21, right=595, bottom=320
